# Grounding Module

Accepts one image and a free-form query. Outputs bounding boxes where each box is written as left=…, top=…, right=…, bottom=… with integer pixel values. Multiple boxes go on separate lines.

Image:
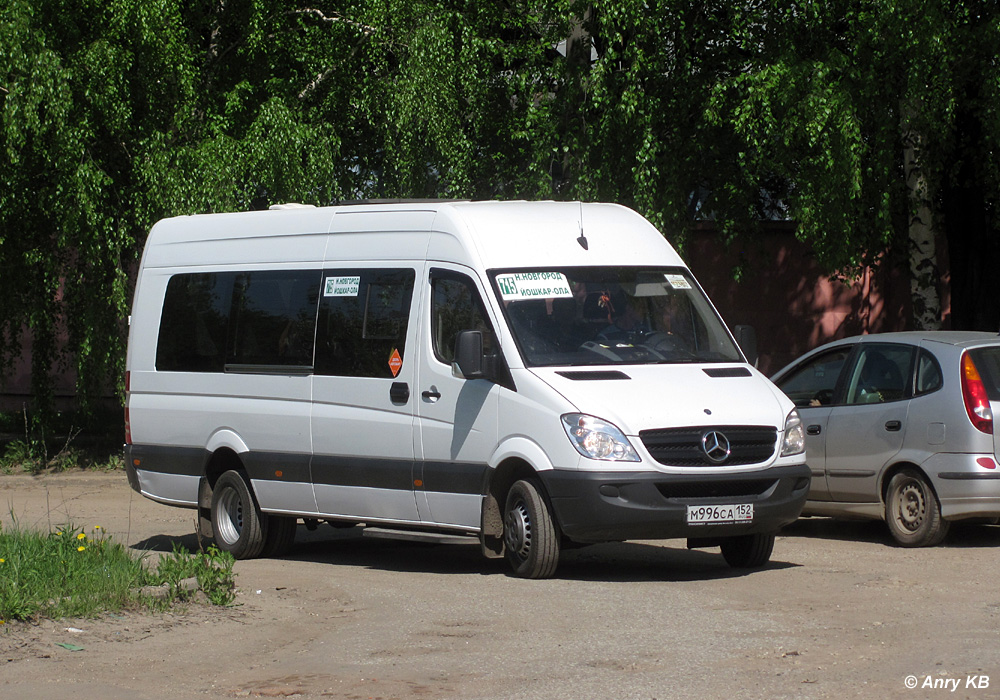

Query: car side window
left=430, top=271, right=494, bottom=364
left=914, top=349, right=943, bottom=396
left=844, top=344, right=915, bottom=405
left=776, top=347, right=851, bottom=407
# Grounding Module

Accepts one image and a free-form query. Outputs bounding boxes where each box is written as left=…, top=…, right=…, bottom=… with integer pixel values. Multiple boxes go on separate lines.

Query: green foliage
left=150, top=543, right=236, bottom=607
left=0, top=523, right=147, bottom=620
left=0, top=407, right=123, bottom=474
left=3, top=0, right=1000, bottom=426
left=0, top=522, right=236, bottom=622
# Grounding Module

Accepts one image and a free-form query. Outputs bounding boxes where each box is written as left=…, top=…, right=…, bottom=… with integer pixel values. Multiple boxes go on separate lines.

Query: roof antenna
left=576, top=201, right=589, bottom=250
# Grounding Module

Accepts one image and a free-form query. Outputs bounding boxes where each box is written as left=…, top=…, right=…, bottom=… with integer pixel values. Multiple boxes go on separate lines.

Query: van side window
left=431, top=271, right=494, bottom=364
left=228, top=271, right=321, bottom=369
left=156, top=272, right=237, bottom=372
left=315, top=269, right=415, bottom=378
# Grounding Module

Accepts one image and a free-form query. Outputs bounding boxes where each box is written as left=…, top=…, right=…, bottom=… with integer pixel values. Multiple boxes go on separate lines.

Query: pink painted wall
left=682, top=225, right=927, bottom=375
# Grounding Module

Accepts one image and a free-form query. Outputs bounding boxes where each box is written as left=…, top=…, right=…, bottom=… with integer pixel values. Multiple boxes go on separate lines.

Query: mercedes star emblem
left=701, top=430, right=732, bottom=463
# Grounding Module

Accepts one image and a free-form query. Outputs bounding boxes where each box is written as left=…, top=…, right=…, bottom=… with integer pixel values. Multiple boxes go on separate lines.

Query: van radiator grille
left=639, top=426, right=777, bottom=467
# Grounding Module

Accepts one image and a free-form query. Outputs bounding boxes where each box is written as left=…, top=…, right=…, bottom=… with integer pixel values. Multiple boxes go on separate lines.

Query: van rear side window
left=155, top=270, right=321, bottom=373
left=315, top=268, right=415, bottom=378
left=156, top=272, right=236, bottom=372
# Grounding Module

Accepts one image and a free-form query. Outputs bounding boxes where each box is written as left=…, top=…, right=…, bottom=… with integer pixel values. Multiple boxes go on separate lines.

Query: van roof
left=142, top=200, right=685, bottom=270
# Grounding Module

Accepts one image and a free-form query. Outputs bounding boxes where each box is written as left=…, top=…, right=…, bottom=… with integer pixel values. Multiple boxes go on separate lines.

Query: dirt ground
left=1, top=471, right=999, bottom=700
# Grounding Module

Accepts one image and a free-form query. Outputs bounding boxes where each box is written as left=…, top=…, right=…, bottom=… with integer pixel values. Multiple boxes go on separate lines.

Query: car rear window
left=969, top=347, right=1000, bottom=401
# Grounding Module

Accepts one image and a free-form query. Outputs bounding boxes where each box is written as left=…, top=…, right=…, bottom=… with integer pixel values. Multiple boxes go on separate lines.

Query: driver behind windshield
left=597, top=294, right=650, bottom=342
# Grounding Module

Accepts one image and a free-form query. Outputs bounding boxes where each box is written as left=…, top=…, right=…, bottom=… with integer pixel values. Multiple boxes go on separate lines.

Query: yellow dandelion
left=56, top=531, right=63, bottom=536
left=77, top=533, right=86, bottom=541
left=77, top=546, right=86, bottom=552
left=0, top=558, right=5, bottom=563
left=93, top=525, right=102, bottom=531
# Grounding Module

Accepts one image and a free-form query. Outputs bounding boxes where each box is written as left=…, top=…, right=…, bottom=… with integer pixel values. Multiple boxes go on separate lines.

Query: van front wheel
left=720, top=532, right=775, bottom=568
left=503, top=479, right=560, bottom=579
left=211, top=470, right=266, bottom=559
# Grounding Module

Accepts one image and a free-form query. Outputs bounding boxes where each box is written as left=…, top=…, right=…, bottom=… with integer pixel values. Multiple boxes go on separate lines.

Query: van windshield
left=490, top=267, right=744, bottom=367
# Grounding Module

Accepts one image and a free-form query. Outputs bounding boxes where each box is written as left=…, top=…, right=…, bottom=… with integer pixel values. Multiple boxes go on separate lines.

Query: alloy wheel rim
left=216, top=488, right=244, bottom=544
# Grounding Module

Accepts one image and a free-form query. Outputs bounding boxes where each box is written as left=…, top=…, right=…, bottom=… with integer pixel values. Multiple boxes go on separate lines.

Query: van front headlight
left=561, top=414, right=640, bottom=462
left=780, top=409, right=805, bottom=457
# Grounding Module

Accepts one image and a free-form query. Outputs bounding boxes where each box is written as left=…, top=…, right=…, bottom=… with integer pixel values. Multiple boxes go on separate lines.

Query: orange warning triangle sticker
left=388, top=348, right=403, bottom=377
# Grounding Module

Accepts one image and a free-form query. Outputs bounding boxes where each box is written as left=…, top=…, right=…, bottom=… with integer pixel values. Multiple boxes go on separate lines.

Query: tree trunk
left=902, top=128, right=942, bottom=330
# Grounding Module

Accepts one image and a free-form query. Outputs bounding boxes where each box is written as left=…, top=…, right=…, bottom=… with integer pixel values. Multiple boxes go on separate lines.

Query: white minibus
left=125, top=200, right=810, bottom=578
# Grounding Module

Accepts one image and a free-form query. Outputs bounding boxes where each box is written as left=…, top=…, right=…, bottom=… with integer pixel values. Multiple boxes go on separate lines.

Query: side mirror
left=733, top=325, right=759, bottom=367
left=453, top=330, right=487, bottom=380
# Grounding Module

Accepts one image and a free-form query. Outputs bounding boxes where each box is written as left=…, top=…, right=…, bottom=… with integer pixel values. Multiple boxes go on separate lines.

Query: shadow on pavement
left=131, top=523, right=799, bottom=583
left=781, top=515, right=1000, bottom=549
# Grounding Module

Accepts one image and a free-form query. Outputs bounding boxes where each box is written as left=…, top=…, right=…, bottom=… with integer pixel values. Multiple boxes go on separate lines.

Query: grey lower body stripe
left=130, top=444, right=486, bottom=496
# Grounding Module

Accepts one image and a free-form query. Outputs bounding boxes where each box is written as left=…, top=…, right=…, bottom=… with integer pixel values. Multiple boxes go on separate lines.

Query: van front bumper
left=539, top=464, right=811, bottom=543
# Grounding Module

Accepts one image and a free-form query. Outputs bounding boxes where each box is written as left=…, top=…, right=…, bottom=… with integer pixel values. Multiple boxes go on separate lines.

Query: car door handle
left=421, top=388, right=442, bottom=401
left=389, top=382, right=410, bottom=404
left=885, top=420, right=902, bottom=432
left=806, top=425, right=822, bottom=436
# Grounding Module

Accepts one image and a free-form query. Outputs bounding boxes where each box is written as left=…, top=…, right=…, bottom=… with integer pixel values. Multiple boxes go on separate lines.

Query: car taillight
left=961, top=353, right=993, bottom=434
left=124, top=371, right=132, bottom=445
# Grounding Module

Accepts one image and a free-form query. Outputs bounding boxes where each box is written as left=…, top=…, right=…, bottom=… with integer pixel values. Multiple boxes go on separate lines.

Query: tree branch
left=287, top=8, right=375, bottom=36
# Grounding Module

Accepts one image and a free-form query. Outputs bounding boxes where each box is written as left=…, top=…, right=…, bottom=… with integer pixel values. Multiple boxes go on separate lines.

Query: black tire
left=211, top=470, right=266, bottom=559
left=503, top=479, right=560, bottom=579
left=261, top=515, right=297, bottom=558
left=720, top=532, right=775, bottom=568
left=885, top=469, right=950, bottom=547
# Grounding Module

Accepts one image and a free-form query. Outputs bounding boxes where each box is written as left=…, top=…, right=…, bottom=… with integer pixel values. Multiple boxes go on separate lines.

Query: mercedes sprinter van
left=125, top=200, right=810, bottom=578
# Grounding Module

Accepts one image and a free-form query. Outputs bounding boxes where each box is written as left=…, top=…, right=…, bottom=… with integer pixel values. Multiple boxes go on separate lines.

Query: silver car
left=772, top=331, right=1000, bottom=546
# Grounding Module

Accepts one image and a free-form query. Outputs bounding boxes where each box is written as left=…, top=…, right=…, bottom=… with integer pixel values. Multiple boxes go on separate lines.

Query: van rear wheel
left=211, top=470, right=266, bottom=559
left=503, top=479, right=560, bottom=579
left=261, top=515, right=297, bottom=557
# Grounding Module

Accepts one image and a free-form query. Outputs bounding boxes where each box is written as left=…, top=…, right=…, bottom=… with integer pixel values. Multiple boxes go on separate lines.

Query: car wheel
left=261, top=515, right=297, bottom=557
left=720, top=532, right=775, bottom=568
left=211, top=470, right=266, bottom=559
left=503, top=479, right=560, bottom=579
left=885, top=469, right=950, bottom=547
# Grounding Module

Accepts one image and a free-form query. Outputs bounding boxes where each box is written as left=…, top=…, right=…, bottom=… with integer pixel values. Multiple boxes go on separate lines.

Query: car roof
left=846, top=331, right=1000, bottom=349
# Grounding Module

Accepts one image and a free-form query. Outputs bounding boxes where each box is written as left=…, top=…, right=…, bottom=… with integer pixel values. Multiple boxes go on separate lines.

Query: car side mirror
left=454, top=330, right=489, bottom=380
left=733, top=325, right=759, bottom=367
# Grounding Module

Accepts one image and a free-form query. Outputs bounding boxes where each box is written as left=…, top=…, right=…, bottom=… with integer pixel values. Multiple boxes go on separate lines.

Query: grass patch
left=0, top=406, right=125, bottom=475
left=0, top=522, right=236, bottom=623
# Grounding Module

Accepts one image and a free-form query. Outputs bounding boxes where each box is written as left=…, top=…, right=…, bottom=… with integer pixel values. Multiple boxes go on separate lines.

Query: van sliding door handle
left=885, top=420, right=902, bottom=432
left=421, top=388, right=442, bottom=401
left=389, top=382, right=410, bottom=404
